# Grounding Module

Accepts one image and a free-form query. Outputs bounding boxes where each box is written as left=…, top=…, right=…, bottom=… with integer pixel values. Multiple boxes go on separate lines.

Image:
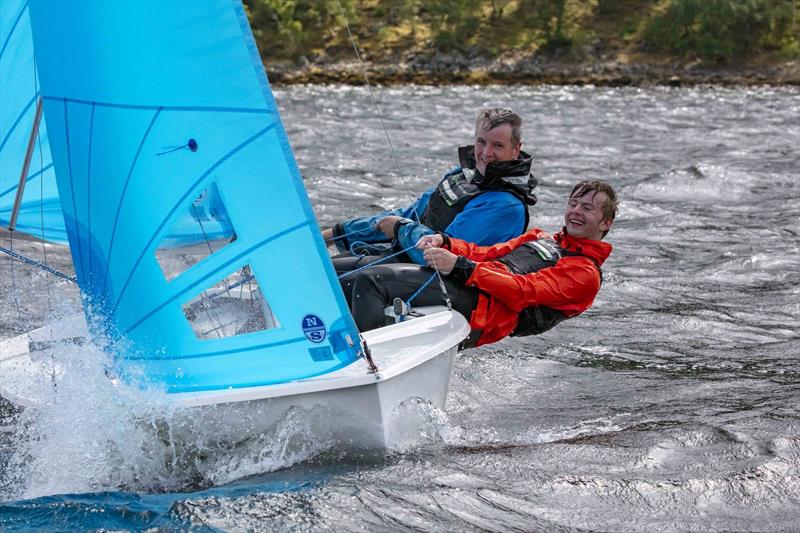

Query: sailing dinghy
left=0, top=0, right=468, bottom=450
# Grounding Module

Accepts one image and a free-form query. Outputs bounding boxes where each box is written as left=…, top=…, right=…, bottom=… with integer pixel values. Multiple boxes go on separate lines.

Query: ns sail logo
left=301, top=314, right=326, bottom=343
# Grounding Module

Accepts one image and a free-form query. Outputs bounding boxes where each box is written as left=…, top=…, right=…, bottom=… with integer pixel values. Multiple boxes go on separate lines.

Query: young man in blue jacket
left=322, top=108, right=538, bottom=272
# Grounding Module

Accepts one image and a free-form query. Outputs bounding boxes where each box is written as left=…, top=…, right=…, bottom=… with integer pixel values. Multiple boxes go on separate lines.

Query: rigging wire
left=334, top=0, right=453, bottom=310
left=39, top=112, right=55, bottom=310
left=7, top=233, right=23, bottom=319
left=188, top=204, right=233, bottom=339
left=34, top=56, right=56, bottom=311
left=0, top=245, right=76, bottom=283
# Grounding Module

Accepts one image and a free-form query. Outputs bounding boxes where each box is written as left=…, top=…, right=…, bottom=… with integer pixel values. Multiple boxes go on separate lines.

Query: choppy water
left=1, top=84, right=798, bottom=531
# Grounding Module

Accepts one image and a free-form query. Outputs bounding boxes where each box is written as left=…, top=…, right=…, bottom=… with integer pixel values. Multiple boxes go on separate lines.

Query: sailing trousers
left=345, top=263, right=479, bottom=333
left=334, top=249, right=407, bottom=306
left=332, top=250, right=403, bottom=275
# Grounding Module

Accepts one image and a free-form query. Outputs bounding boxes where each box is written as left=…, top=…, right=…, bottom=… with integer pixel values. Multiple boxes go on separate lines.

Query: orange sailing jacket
left=446, top=228, right=612, bottom=346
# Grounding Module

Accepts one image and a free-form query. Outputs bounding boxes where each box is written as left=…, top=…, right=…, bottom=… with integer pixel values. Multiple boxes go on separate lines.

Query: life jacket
left=496, top=238, right=603, bottom=336
left=420, top=146, right=537, bottom=233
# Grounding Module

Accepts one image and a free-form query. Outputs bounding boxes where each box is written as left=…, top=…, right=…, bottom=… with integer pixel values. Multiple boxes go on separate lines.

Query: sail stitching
left=62, top=99, right=85, bottom=277
left=0, top=94, right=38, bottom=152
left=125, top=334, right=307, bottom=361
left=111, top=123, right=278, bottom=321
left=100, top=107, right=162, bottom=298
left=0, top=1, right=26, bottom=61
left=87, top=103, right=95, bottom=279
left=123, top=220, right=308, bottom=335
left=41, top=96, right=271, bottom=115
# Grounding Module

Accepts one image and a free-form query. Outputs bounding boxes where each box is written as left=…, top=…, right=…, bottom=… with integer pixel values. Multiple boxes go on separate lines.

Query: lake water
left=1, top=84, right=798, bottom=531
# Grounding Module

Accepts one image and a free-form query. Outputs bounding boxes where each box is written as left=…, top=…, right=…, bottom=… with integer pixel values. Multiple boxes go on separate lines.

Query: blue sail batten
left=22, top=0, right=362, bottom=393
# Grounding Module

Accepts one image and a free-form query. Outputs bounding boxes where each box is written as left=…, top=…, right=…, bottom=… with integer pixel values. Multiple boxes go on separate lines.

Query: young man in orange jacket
left=348, top=180, right=617, bottom=347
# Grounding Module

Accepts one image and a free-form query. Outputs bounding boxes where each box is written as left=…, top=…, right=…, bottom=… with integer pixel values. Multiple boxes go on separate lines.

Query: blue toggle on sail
left=22, top=0, right=362, bottom=392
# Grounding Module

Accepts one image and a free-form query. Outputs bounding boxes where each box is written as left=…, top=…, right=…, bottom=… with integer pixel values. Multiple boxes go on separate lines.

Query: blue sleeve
left=396, top=221, right=435, bottom=265
left=335, top=209, right=398, bottom=253
left=334, top=187, right=436, bottom=253
left=444, top=192, right=527, bottom=246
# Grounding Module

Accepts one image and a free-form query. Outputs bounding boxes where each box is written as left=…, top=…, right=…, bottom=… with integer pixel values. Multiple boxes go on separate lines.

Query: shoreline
left=267, top=59, right=800, bottom=87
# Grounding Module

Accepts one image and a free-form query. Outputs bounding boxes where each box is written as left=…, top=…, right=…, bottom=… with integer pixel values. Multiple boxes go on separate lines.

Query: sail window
left=182, top=267, right=279, bottom=340
left=155, top=182, right=236, bottom=281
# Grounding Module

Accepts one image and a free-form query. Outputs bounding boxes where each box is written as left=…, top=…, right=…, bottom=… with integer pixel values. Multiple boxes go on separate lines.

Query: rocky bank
left=267, top=55, right=800, bottom=86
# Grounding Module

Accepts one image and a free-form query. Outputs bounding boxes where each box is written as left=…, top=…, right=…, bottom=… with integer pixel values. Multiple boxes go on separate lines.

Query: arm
left=443, top=192, right=527, bottom=246
left=446, top=228, right=550, bottom=261
left=394, top=220, right=436, bottom=264
left=330, top=211, right=395, bottom=253
left=330, top=188, right=433, bottom=253
left=391, top=192, right=533, bottom=264
left=465, top=257, right=602, bottom=314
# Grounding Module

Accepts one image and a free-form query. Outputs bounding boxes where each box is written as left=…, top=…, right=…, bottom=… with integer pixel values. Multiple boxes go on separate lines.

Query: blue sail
left=1, top=0, right=236, bottom=246
left=25, top=0, right=362, bottom=392
left=0, top=0, right=62, bottom=242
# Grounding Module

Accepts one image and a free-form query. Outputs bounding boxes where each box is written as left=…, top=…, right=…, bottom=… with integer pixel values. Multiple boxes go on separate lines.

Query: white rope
left=333, top=0, right=452, bottom=308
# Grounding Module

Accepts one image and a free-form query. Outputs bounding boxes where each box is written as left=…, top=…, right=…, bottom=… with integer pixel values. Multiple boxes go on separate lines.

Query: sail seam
left=124, top=334, right=308, bottom=361
left=41, top=96, right=270, bottom=115
left=0, top=94, right=38, bottom=152
left=123, top=219, right=308, bottom=335
left=0, top=162, right=52, bottom=200
left=63, top=99, right=85, bottom=277
left=111, top=122, right=278, bottom=323
left=0, top=1, right=26, bottom=61
left=87, top=103, right=95, bottom=278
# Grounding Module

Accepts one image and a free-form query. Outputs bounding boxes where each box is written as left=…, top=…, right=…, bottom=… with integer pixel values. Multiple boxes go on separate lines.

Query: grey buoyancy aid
left=420, top=146, right=538, bottom=233
left=497, top=239, right=602, bottom=336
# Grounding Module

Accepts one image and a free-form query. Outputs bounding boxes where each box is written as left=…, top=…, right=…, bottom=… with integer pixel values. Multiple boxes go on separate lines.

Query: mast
left=8, top=97, right=43, bottom=231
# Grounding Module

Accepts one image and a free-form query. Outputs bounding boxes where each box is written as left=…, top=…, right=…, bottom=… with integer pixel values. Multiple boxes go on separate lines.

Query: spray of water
left=0, top=333, right=343, bottom=499
left=1, top=332, right=455, bottom=499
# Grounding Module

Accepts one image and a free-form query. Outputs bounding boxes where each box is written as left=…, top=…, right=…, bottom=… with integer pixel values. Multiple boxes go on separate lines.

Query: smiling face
left=473, top=123, right=522, bottom=175
left=564, top=189, right=614, bottom=240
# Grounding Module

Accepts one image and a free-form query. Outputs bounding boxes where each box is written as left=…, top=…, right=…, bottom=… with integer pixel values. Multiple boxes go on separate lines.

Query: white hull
left=0, top=310, right=469, bottom=450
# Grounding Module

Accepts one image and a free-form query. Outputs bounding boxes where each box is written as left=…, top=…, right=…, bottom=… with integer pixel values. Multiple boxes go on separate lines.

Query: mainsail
left=0, top=0, right=236, bottom=245
left=18, top=0, right=362, bottom=392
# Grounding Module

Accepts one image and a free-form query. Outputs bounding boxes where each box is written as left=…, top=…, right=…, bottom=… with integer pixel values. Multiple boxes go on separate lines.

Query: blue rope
left=325, top=226, right=374, bottom=244
left=337, top=244, right=416, bottom=280
left=0, top=245, right=77, bottom=283
left=406, top=271, right=437, bottom=306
